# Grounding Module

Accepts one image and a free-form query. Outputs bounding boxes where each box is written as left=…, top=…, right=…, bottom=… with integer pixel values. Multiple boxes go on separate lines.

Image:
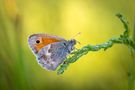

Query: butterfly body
left=28, top=34, right=76, bottom=71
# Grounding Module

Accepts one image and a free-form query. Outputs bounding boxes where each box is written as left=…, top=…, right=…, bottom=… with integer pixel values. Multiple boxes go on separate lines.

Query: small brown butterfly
left=28, top=34, right=76, bottom=71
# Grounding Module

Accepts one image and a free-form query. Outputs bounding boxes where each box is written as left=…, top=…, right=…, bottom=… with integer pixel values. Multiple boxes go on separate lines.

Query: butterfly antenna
left=71, top=32, right=81, bottom=44
left=71, top=32, right=81, bottom=39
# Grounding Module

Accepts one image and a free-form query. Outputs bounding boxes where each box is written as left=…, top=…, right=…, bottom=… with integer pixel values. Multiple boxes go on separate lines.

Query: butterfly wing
left=28, top=34, right=66, bottom=54
left=36, top=41, right=69, bottom=71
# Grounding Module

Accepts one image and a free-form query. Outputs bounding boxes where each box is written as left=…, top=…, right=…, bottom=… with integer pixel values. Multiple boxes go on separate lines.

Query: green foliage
left=57, top=13, right=135, bottom=75
left=57, top=14, right=135, bottom=90
left=57, top=13, right=135, bottom=90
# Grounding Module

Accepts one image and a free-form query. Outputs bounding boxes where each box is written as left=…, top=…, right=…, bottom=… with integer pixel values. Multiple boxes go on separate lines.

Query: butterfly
left=28, top=34, right=76, bottom=71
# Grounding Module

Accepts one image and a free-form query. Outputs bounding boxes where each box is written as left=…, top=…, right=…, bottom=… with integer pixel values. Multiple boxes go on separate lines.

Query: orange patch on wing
left=34, top=38, right=62, bottom=51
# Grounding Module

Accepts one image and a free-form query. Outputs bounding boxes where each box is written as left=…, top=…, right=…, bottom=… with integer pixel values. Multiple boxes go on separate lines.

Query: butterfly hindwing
left=37, top=41, right=69, bottom=70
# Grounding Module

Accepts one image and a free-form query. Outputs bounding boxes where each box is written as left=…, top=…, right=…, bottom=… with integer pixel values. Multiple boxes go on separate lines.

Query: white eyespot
left=46, top=45, right=51, bottom=56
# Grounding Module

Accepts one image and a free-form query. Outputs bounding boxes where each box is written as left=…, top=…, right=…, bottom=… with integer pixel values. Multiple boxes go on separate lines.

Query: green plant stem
left=57, top=13, right=135, bottom=75
left=128, top=48, right=135, bottom=90
left=128, top=20, right=135, bottom=90
left=57, top=13, right=135, bottom=90
left=57, top=37, right=135, bottom=74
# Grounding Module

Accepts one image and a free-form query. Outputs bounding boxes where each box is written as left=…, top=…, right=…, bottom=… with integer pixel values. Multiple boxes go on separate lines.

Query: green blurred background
left=0, top=0, right=135, bottom=90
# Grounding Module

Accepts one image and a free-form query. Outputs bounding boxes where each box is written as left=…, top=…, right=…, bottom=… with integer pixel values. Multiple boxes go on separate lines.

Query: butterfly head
left=67, top=39, right=76, bottom=51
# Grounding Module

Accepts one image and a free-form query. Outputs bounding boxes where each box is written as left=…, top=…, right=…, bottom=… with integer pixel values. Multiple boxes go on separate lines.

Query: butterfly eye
left=36, top=40, right=40, bottom=44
